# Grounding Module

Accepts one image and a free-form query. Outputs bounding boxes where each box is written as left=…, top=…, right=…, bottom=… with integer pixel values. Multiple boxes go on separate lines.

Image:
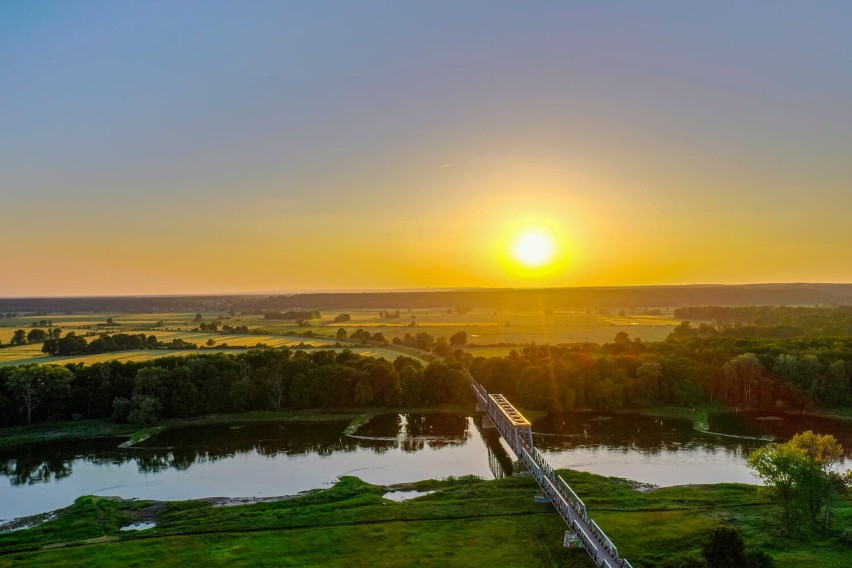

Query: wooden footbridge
left=470, top=376, right=633, bottom=568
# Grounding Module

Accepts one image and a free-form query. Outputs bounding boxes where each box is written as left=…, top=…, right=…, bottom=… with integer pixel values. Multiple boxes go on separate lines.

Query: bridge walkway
left=470, top=377, right=632, bottom=568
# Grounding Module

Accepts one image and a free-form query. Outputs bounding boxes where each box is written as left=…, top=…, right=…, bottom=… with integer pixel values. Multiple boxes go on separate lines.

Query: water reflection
left=351, top=413, right=470, bottom=452
left=531, top=411, right=851, bottom=486
left=471, top=416, right=514, bottom=479
left=0, top=414, right=494, bottom=522
left=1, top=411, right=850, bottom=523
left=708, top=412, right=852, bottom=455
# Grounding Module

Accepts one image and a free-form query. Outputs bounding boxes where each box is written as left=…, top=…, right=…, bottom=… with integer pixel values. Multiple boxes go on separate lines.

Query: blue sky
left=2, top=1, right=851, bottom=295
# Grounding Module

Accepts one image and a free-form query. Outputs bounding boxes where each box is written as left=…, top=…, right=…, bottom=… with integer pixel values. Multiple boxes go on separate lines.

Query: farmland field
left=252, top=308, right=680, bottom=345
left=0, top=308, right=682, bottom=368
left=0, top=344, right=426, bottom=368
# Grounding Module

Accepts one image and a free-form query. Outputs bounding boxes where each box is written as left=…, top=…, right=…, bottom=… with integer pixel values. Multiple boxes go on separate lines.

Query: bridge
left=470, top=376, right=633, bottom=568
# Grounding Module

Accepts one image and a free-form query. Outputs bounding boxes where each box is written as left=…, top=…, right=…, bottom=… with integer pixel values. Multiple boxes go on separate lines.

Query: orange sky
left=3, top=3, right=852, bottom=296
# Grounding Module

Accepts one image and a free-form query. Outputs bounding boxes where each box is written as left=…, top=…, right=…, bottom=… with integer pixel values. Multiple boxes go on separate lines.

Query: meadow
left=0, top=308, right=679, bottom=367
left=0, top=471, right=847, bottom=567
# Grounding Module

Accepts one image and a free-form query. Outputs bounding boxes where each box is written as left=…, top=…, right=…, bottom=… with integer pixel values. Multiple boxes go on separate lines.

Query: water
left=533, top=411, right=851, bottom=486
left=0, top=415, right=496, bottom=522
left=1, top=411, right=849, bottom=523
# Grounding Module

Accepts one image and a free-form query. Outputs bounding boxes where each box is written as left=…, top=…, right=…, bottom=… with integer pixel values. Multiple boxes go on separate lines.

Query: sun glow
left=512, top=230, right=556, bottom=268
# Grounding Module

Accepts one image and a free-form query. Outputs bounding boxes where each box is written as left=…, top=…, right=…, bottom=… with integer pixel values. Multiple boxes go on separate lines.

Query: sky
left=2, top=1, right=852, bottom=296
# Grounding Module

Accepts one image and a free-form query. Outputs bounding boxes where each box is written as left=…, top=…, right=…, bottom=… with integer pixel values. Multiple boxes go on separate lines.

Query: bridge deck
left=489, top=394, right=530, bottom=426
left=470, top=375, right=630, bottom=568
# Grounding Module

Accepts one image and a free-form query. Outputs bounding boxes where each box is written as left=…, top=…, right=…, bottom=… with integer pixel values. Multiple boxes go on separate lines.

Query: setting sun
left=512, top=231, right=556, bottom=268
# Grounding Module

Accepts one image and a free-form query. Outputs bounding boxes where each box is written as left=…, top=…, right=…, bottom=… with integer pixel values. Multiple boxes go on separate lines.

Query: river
left=1, top=411, right=849, bottom=524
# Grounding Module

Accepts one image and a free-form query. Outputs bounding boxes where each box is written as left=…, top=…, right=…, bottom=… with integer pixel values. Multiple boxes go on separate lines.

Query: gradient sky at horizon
left=2, top=1, right=852, bottom=296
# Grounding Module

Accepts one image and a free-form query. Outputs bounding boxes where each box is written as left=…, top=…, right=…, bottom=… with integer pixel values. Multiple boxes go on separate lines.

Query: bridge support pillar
left=481, top=415, right=495, bottom=429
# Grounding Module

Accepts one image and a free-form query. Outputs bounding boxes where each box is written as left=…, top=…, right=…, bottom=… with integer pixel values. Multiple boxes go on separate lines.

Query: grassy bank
left=614, top=403, right=728, bottom=432
left=1, top=471, right=848, bottom=567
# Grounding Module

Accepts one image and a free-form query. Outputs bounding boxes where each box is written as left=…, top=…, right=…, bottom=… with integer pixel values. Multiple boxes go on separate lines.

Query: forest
left=468, top=327, right=852, bottom=412
left=0, top=350, right=467, bottom=427
left=2, top=306, right=852, bottom=427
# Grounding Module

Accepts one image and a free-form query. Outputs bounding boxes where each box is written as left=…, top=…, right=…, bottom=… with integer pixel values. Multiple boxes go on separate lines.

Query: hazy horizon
left=4, top=1, right=852, bottom=296
left=3, top=281, right=852, bottom=301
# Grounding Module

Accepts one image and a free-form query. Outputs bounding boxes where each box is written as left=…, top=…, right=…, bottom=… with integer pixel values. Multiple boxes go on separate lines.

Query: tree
left=336, top=328, right=348, bottom=340
left=701, top=525, right=775, bottom=568
left=47, top=332, right=88, bottom=356
left=702, top=525, right=745, bottom=567
left=748, top=431, right=849, bottom=532
left=7, top=365, right=73, bottom=424
left=722, top=353, right=763, bottom=406
left=449, top=331, right=467, bottom=346
left=26, top=329, right=48, bottom=343
left=10, top=329, right=27, bottom=346
left=399, top=365, right=423, bottom=407
left=127, top=395, right=163, bottom=424
left=635, top=360, right=662, bottom=406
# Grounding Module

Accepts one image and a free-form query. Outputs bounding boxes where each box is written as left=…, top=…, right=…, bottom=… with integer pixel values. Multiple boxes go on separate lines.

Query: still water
left=1, top=411, right=849, bottom=523
left=534, top=411, right=851, bottom=486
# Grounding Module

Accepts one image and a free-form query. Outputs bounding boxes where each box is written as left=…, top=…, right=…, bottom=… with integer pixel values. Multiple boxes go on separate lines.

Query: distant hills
left=2, top=283, right=852, bottom=313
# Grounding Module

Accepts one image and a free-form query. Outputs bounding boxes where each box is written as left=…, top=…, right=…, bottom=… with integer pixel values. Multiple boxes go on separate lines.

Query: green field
left=1, top=471, right=847, bottom=567
left=0, top=345, right=426, bottom=369
left=0, top=308, right=680, bottom=368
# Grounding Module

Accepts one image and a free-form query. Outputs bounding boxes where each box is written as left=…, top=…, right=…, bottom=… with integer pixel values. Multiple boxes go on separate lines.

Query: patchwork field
left=0, top=345, right=426, bottom=369
left=0, top=308, right=681, bottom=368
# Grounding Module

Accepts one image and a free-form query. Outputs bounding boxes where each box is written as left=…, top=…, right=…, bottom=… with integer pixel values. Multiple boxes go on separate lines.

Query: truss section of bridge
left=470, top=376, right=633, bottom=568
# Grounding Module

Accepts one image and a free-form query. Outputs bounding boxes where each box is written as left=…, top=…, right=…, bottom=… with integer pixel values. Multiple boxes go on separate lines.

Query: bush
left=128, top=396, right=163, bottom=425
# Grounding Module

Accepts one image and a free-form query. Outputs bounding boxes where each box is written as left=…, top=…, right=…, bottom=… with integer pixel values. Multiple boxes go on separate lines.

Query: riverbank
left=4, top=401, right=849, bottom=450
left=615, top=403, right=726, bottom=432
left=0, top=470, right=847, bottom=567
left=0, top=404, right=478, bottom=449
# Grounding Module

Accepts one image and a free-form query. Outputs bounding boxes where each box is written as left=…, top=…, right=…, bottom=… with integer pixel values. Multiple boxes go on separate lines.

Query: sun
left=512, top=230, right=556, bottom=268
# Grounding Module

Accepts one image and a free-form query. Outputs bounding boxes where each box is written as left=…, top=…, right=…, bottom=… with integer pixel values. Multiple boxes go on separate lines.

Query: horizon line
left=2, top=281, right=852, bottom=301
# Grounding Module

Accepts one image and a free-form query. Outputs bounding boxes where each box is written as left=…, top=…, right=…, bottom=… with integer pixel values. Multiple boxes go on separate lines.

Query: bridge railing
left=469, top=376, right=631, bottom=568
left=590, top=519, right=618, bottom=559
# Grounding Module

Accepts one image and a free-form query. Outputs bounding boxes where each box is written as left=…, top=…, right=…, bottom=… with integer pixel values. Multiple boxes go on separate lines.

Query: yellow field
left=0, top=308, right=680, bottom=368
left=253, top=308, right=679, bottom=345
left=4, top=308, right=679, bottom=345
left=0, top=345, right=427, bottom=368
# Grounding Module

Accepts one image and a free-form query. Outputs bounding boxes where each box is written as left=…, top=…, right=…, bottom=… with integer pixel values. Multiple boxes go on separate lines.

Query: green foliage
left=748, top=431, right=848, bottom=534
left=6, top=364, right=72, bottom=424
left=0, top=350, right=469, bottom=427
left=702, top=525, right=746, bottom=567
left=10, top=330, right=27, bottom=346
left=469, top=323, right=852, bottom=411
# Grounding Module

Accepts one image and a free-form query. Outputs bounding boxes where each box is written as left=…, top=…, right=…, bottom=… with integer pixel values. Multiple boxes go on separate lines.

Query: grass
left=1, top=471, right=848, bottom=567
left=615, top=402, right=729, bottom=432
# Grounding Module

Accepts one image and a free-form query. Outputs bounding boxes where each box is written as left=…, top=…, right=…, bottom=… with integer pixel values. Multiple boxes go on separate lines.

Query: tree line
left=672, top=305, right=852, bottom=336
left=0, top=349, right=469, bottom=426
left=263, top=310, right=321, bottom=320
left=0, top=328, right=62, bottom=348
left=468, top=329, right=852, bottom=412
left=41, top=332, right=198, bottom=356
